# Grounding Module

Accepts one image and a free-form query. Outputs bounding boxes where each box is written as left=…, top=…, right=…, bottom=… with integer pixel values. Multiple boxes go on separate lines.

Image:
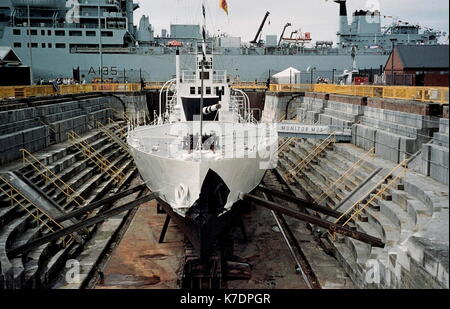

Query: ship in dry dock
left=0, top=0, right=448, bottom=294
left=127, top=6, right=278, bottom=258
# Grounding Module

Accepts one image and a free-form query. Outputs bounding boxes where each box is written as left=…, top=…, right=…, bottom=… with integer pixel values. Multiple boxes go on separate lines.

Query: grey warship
left=0, top=0, right=444, bottom=82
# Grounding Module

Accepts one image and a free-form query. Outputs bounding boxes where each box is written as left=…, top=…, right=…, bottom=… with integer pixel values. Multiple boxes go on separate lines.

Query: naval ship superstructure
left=127, top=39, right=278, bottom=258
left=0, top=0, right=444, bottom=82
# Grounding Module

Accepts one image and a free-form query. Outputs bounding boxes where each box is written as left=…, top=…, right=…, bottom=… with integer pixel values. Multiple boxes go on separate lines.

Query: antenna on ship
left=199, top=0, right=207, bottom=152
left=26, top=0, right=33, bottom=84
left=98, top=0, right=103, bottom=83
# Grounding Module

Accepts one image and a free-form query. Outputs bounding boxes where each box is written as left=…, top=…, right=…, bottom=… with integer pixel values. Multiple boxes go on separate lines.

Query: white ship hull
left=128, top=122, right=276, bottom=217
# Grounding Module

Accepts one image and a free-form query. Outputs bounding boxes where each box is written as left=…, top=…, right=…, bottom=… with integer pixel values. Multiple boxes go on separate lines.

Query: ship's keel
left=156, top=169, right=252, bottom=288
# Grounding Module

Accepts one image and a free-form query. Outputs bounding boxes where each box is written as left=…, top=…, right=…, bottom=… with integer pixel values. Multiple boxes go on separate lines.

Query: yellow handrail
left=107, top=118, right=128, bottom=137
left=1, top=82, right=448, bottom=104
left=96, top=121, right=130, bottom=153
left=269, top=84, right=314, bottom=93
left=317, top=147, right=375, bottom=204
left=232, top=82, right=267, bottom=90
left=286, top=132, right=336, bottom=180
left=331, top=159, right=408, bottom=235
left=20, top=149, right=86, bottom=208
left=276, top=137, right=295, bottom=155
left=0, top=176, right=72, bottom=246
left=312, top=84, right=449, bottom=104
left=67, top=131, right=125, bottom=185
left=0, top=83, right=141, bottom=99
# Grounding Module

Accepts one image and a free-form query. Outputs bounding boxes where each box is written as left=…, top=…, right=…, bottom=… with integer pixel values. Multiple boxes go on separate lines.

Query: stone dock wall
left=263, top=91, right=448, bottom=185
left=0, top=92, right=148, bottom=166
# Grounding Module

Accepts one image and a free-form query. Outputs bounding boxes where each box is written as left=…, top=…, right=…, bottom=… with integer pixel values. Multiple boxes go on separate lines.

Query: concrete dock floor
left=96, top=200, right=185, bottom=289
left=96, top=196, right=354, bottom=289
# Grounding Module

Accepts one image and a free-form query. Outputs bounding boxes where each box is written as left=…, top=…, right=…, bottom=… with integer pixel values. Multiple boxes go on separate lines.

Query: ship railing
left=237, top=112, right=257, bottom=124
left=182, top=71, right=197, bottom=83
left=13, top=22, right=110, bottom=30
left=213, top=71, right=227, bottom=84
left=150, top=112, right=172, bottom=126
left=132, top=129, right=272, bottom=158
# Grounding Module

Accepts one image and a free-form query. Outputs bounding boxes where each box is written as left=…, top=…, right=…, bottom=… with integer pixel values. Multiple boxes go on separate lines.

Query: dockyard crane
left=278, top=23, right=292, bottom=47
left=251, top=11, right=270, bottom=46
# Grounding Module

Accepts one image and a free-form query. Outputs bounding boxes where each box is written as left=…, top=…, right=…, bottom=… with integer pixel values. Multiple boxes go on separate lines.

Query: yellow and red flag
left=220, top=0, right=229, bottom=15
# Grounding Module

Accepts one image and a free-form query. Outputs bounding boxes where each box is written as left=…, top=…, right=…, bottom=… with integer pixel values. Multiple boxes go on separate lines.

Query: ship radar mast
left=198, top=0, right=207, bottom=151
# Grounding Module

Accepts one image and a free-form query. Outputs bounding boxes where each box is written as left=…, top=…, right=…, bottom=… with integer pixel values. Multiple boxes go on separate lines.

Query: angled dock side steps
left=329, top=159, right=408, bottom=239
left=317, top=147, right=375, bottom=205
left=7, top=191, right=154, bottom=258
left=0, top=172, right=82, bottom=246
left=285, top=132, right=336, bottom=183
left=107, top=118, right=128, bottom=138
left=67, top=130, right=126, bottom=186
left=20, top=148, right=87, bottom=209
left=96, top=121, right=130, bottom=154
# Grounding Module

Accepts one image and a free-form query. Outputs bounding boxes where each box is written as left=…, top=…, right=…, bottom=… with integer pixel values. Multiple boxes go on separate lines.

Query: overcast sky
left=134, top=0, right=449, bottom=44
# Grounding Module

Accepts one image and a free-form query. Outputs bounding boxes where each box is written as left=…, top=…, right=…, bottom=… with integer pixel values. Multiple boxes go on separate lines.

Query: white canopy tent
left=272, top=67, right=301, bottom=84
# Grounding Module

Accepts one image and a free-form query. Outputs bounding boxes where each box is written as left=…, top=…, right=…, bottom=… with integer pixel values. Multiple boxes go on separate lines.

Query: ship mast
left=98, top=0, right=103, bottom=82
left=26, top=1, right=33, bottom=84
left=199, top=1, right=207, bottom=151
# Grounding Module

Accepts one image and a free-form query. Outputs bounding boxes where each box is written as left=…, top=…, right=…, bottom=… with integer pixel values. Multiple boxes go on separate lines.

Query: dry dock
left=93, top=181, right=355, bottom=290
left=0, top=84, right=448, bottom=290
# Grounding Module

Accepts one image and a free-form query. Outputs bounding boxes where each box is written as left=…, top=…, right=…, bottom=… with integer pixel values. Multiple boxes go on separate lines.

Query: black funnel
left=334, top=0, right=348, bottom=17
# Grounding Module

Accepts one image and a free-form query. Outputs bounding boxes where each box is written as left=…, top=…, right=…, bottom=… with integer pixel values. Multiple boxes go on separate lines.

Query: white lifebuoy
left=174, top=183, right=190, bottom=206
